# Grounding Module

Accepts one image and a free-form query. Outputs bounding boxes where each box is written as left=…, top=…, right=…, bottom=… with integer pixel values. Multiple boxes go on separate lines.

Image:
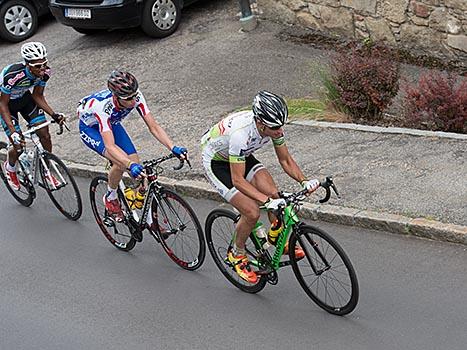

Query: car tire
left=73, top=27, right=101, bottom=35
left=141, top=0, right=181, bottom=38
left=0, top=0, right=38, bottom=42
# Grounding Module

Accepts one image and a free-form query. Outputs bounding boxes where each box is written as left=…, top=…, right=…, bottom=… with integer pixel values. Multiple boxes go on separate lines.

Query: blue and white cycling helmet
left=252, top=90, right=288, bottom=128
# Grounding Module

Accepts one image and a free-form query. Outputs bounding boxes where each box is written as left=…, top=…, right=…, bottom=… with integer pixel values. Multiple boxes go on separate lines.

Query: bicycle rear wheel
left=205, top=208, right=267, bottom=293
left=89, top=175, right=136, bottom=251
left=289, top=225, right=359, bottom=315
left=38, top=152, right=82, bottom=221
left=0, top=142, right=35, bottom=207
left=149, top=188, right=205, bottom=270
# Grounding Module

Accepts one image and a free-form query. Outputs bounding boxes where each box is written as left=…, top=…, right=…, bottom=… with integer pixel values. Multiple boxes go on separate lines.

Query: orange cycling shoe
left=227, top=250, right=258, bottom=283
left=283, top=242, right=305, bottom=260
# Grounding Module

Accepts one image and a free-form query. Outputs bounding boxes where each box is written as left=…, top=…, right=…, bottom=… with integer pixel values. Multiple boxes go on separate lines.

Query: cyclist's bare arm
left=101, top=130, right=133, bottom=168
left=230, top=162, right=269, bottom=204
left=0, top=93, right=15, bottom=133
left=142, top=112, right=175, bottom=153
left=274, top=143, right=307, bottom=183
left=31, top=86, right=55, bottom=117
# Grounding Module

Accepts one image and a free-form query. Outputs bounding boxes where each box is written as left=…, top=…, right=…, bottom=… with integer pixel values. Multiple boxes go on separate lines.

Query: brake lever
left=331, top=183, right=340, bottom=198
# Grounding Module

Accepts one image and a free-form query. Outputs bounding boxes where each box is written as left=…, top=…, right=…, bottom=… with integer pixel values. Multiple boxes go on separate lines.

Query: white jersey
left=201, top=110, right=285, bottom=163
left=77, top=89, right=150, bottom=133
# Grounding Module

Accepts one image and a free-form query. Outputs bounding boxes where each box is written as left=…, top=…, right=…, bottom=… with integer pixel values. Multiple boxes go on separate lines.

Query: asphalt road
left=0, top=176, right=466, bottom=350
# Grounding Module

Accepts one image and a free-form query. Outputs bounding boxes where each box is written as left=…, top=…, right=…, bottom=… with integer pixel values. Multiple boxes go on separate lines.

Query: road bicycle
left=89, top=154, right=205, bottom=270
left=205, top=177, right=359, bottom=315
left=0, top=120, right=82, bottom=221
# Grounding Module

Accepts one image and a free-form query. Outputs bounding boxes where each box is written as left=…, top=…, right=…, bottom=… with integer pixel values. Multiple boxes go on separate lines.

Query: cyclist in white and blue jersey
left=0, top=42, right=65, bottom=190
left=78, top=71, right=187, bottom=221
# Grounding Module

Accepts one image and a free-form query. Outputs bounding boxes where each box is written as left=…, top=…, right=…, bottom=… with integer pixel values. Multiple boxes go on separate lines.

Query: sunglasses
left=118, top=93, right=138, bottom=101
left=28, top=60, right=49, bottom=69
left=267, top=125, right=283, bottom=131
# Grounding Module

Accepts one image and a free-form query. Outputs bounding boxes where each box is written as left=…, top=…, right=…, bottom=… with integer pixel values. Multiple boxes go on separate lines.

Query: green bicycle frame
left=250, top=204, right=300, bottom=270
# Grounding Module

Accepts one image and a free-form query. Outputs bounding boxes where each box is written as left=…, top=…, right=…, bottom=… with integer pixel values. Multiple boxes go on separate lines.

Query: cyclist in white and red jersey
left=78, top=71, right=187, bottom=221
left=201, top=91, right=320, bottom=283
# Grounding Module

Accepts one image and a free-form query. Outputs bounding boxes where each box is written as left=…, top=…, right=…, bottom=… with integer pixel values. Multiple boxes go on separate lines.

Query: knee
left=40, top=131, right=51, bottom=143
left=243, top=207, right=260, bottom=224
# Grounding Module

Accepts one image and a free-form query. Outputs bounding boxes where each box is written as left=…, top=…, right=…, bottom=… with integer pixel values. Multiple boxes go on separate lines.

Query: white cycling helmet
left=21, top=42, right=47, bottom=62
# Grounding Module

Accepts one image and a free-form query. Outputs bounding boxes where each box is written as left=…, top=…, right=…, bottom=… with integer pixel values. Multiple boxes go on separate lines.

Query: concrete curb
left=66, top=161, right=467, bottom=246
left=291, top=120, right=467, bottom=140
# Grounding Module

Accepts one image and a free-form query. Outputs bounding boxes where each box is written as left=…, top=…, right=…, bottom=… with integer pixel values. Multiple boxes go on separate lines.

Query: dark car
left=49, top=0, right=199, bottom=38
left=0, top=0, right=50, bottom=42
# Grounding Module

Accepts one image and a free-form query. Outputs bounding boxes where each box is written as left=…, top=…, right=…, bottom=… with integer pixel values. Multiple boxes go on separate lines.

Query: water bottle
left=18, top=152, right=31, bottom=172
left=134, top=187, right=146, bottom=209
left=253, top=222, right=271, bottom=250
left=26, top=149, right=34, bottom=164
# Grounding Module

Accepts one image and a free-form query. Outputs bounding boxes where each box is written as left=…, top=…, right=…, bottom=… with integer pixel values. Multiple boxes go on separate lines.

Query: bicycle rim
left=39, top=152, right=82, bottom=220
left=290, top=225, right=359, bottom=315
left=89, top=175, right=136, bottom=251
left=150, top=189, right=205, bottom=270
left=0, top=142, right=35, bottom=207
left=205, top=208, right=267, bottom=293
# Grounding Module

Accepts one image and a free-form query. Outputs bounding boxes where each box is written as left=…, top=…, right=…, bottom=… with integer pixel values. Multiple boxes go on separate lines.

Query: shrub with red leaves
left=328, top=43, right=400, bottom=120
left=402, top=72, right=467, bottom=133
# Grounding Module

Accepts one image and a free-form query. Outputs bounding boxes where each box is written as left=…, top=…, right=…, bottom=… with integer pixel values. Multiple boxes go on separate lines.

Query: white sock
left=6, top=161, right=16, bottom=172
left=106, top=186, right=118, bottom=200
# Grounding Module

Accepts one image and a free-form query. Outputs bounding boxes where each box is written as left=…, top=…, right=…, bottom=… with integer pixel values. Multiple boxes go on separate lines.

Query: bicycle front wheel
left=205, top=208, right=267, bottom=293
left=149, top=189, right=205, bottom=270
left=0, top=142, right=35, bottom=207
left=289, top=225, right=359, bottom=315
left=39, top=152, right=82, bottom=220
left=89, top=175, right=136, bottom=251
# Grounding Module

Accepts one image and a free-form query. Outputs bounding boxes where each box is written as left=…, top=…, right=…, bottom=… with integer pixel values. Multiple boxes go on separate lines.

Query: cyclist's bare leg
left=7, top=144, right=19, bottom=165
left=250, top=168, right=280, bottom=224
left=103, top=147, right=140, bottom=189
left=35, top=125, right=52, bottom=153
left=229, top=191, right=260, bottom=250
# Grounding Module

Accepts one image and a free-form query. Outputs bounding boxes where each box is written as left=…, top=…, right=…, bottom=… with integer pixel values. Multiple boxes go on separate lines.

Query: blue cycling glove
left=171, top=146, right=187, bottom=158
left=129, top=162, right=144, bottom=178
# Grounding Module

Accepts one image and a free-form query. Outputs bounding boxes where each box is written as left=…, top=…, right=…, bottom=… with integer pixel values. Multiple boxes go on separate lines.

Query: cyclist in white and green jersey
left=201, top=91, right=320, bottom=283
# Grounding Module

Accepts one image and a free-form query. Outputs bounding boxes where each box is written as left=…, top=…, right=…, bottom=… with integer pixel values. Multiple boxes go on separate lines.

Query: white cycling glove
left=300, top=179, right=320, bottom=193
left=10, top=132, right=22, bottom=145
left=263, top=197, right=286, bottom=211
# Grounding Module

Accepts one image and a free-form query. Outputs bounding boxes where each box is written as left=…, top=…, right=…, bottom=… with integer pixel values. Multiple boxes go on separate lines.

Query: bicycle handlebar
left=278, top=176, right=340, bottom=207
left=142, top=153, right=191, bottom=173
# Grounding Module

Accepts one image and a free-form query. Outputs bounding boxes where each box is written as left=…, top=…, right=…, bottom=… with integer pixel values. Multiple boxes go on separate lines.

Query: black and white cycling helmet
left=21, top=42, right=47, bottom=62
left=252, top=90, right=288, bottom=128
left=107, top=70, right=139, bottom=99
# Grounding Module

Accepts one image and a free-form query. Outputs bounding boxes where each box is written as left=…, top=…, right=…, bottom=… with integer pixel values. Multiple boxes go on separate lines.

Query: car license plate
left=65, top=8, right=91, bottom=19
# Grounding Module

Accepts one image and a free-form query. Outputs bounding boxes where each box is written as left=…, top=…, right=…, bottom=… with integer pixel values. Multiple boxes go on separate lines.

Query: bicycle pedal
left=130, top=228, right=143, bottom=242
left=103, top=216, right=116, bottom=227
left=256, top=267, right=274, bottom=276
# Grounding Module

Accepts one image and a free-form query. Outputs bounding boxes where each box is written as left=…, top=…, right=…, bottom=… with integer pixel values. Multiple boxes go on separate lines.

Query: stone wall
left=258, top=0, right=467, bottom=64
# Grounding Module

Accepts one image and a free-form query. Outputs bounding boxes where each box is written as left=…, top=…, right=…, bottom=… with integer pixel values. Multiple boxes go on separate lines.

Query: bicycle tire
left=89, top=175, right=136, bottom=251
left=38, top=152, right=82, bottom=221
left=205, top=208, right=267, bottom=293
left=149, top=188, right=205, bottom=270
left=289, top=225, right=359, bottom=315
left=0, top=142, right=35, bottom=207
